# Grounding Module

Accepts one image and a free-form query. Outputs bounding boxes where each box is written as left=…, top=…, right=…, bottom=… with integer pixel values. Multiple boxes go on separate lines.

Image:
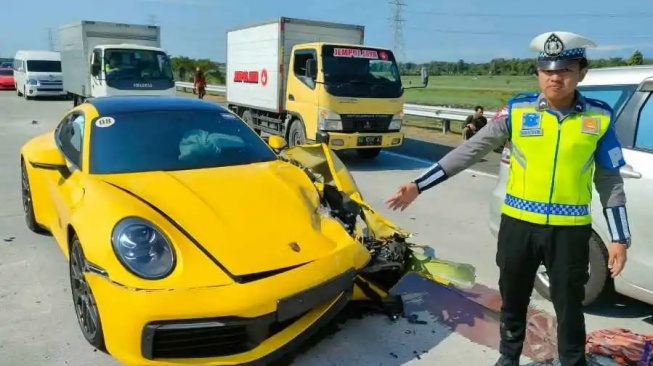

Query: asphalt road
left=0, top=91, right=651, bottom=366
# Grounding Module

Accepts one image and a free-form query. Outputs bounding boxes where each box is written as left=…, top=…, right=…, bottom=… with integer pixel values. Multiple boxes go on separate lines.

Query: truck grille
left=340, top=114, right=393, bottom=132
left=39, top=81, right=62, bottom=86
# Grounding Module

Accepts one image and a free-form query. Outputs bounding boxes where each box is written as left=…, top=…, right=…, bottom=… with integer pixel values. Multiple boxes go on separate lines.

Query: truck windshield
left=26, top=60, right=61, bottom=72
left=321, top=45, right=402, bottom=98
left=104, top=48, right=175, bottom=90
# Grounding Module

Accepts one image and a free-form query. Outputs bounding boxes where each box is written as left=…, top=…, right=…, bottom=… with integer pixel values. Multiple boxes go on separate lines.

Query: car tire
left=287, top=119, right=306, bottom=147
left=533, top=231, right=610, bottom=307
left=356, top=148, right=382, bottom=159
left=20, top=158, right=47, bottom=234
left=69, top=235, right=107, bottom=353
left=241, top=110, right=260, bottom=135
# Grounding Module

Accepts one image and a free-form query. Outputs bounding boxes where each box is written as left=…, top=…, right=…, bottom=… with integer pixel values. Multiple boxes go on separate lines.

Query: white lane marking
left=381, top=150, right=499, bottom=179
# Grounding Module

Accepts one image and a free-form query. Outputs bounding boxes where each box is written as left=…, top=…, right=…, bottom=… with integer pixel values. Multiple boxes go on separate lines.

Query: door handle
left=288, top=94, right=295, bottom=101
left=620, top=164, right=642, bottom=179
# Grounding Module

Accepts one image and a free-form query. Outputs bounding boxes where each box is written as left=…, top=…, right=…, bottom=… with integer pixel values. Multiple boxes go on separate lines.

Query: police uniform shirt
left=411, top=32, right=631, bottom=244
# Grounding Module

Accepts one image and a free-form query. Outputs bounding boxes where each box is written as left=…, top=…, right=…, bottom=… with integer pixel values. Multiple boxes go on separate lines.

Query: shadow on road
left=336, top=137, right=502, bottom=175
left=585, top=292, right=653, bottom=320
left=275, top=272, right=569, bottom=365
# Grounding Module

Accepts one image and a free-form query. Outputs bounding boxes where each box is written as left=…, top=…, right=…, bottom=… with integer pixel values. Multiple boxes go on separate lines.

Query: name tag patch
left=520, top=112, right=542, bottom=137
left=581, top=117, right=600, bottom=135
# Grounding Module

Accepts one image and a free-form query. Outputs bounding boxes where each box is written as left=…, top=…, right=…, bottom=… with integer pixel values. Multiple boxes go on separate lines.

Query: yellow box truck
left=226, top=17, right=427, bottom=159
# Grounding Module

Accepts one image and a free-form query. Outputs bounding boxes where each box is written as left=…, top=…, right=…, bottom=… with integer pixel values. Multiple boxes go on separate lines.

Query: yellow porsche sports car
left=20, top=95, right=475, bottom=366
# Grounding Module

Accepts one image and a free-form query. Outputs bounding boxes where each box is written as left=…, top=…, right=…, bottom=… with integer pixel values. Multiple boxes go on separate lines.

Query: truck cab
left=226, top=17, right=427, bottom=159
left=59, top=20, right=176, bottom=106
left=287, top=42, right=421, bottom=158
left=87, top=44, right=175, bottom=101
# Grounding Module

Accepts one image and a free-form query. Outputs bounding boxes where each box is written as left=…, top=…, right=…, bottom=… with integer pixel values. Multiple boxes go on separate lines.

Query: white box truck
left=226, top=17, right=428, bottom=159
left=59, top=20, right=176, bottom=106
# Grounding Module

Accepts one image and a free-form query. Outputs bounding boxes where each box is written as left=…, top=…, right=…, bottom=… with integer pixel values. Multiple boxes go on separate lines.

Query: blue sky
left=1, top=0, right=652, bottom=63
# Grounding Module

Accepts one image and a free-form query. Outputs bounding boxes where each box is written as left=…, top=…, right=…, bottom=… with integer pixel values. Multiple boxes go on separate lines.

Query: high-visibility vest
left=501, top=95, right=611, bottom=226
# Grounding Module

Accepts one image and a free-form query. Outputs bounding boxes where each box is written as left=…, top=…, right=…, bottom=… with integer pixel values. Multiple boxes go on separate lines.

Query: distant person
left=194, top=66, right=207, bottom=99
left=179, top=66, right=187, bottom=81
left=462, top=106, right=487, bottom=140
left=104, top=55, right=121, bottom=74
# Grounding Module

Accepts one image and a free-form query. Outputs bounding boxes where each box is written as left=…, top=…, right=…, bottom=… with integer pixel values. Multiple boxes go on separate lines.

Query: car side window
left=634, top=94, right=653, bottom=152
left=57, top=113, right=85, bottom=168
left=292, top=49, right=317, bottom=89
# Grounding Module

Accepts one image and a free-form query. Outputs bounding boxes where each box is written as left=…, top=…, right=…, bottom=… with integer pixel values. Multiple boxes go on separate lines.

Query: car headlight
left=318, top=108, right=343, bottom=131
left=389, top=112, right=403, bottom=130
left=27, top=79, right=38, bottom=85
left=111, top=217, right=176, bottom=279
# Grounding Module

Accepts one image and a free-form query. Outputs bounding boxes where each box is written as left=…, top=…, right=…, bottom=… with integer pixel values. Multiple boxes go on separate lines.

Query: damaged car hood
left=101, top=159, right=348, bottom=276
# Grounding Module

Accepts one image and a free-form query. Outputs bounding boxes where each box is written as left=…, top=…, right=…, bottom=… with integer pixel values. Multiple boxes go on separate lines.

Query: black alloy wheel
left=69, top=236, right=107, bottom=352
left=20, top=158, right=47, bottom=234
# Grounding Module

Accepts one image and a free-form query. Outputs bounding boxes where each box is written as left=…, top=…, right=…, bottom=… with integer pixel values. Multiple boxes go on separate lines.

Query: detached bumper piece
left=140, top=268, right=357, bottom=361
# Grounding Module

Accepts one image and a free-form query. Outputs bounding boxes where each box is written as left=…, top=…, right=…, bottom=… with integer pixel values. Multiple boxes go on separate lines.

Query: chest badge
left=581, top=117, right=600, bottom=135
left=519, top=112, right=543, bottom=137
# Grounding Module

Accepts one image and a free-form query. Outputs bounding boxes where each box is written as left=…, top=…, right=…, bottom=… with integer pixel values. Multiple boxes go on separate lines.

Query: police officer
left=386, top=31, right=631, bottom=366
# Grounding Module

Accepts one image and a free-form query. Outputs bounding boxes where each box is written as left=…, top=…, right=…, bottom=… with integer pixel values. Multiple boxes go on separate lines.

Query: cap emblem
left=543, top=33, right=564, bottom=57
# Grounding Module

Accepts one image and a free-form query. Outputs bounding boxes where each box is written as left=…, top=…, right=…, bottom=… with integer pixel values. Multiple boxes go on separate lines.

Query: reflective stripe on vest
left=501, top=101, right=611, bottom=226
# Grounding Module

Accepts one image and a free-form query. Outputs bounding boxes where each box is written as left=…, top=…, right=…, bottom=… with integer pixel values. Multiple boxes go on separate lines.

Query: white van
left=13, top=50, right=67, bottom=99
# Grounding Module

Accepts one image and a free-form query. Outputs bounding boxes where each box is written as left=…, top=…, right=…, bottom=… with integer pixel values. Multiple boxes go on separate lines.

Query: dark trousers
left=496, top=214, right=591, bottom=366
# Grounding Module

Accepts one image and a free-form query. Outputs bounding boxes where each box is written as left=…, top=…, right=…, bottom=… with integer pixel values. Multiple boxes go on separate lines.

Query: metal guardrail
left=175, top=81, right=496, bottom=133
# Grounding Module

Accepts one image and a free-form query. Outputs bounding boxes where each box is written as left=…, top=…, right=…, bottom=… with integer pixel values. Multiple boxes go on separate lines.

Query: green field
left=401, top=75, right=539, bottom=110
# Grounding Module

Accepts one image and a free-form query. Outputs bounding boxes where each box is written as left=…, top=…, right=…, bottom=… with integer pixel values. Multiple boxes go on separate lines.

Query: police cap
left=529, top=31, right=597, bottom=71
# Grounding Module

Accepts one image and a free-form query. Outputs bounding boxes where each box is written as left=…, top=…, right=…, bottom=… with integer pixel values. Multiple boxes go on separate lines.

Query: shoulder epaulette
left=507, top=91, right=539, bottom=106
left=585, top=97, right=614, bottom=114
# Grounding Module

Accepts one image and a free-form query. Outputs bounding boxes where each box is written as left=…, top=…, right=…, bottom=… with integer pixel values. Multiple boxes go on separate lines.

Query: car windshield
left=577, top=84, right=638, bottom=116
left=0, top=69, right=12, bottom=76
left=89, top=110, right=278, bottom=174
left=26, top=60, right=61, bottom=72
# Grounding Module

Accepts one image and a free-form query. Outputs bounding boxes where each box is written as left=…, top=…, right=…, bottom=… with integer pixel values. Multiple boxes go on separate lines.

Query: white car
left=489, top=65, right=653, bottom=307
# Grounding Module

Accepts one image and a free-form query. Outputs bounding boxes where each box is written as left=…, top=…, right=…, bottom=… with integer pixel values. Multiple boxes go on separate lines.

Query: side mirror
left=268, top=135, right=287, bottom=150
left=91, top=63, right=101, bottom=77
left=420, top=66, right=429, bottom=86
left=306, top=59, right=317, bottom=79
left=29, top=148, right=69, bottom=176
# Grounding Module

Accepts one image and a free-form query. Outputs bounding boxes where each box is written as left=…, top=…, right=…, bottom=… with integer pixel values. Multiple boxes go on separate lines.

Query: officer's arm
left=593, top=121, right=630, bottom=243
left=412, top=114, right=509, bottom=193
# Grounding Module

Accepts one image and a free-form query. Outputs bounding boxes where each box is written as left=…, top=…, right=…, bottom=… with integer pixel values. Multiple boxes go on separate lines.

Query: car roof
left=580, top=65, right=653, bottom=87
left=14, top=50, right=61, bottom=61
left=86, top=96, right=227, bottom=116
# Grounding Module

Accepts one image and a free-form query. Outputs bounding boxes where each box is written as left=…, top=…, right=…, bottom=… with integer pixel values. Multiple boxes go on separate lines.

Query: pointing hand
left=386, top=182, right=419, bottom=212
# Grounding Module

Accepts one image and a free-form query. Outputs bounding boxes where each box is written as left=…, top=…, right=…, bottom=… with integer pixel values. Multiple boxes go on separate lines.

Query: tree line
left=400, top=51, right=649, bottom=76
left=171, top=50, right=650, bottom=84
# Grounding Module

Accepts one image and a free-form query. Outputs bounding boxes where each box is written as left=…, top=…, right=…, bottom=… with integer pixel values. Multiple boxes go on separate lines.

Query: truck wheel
left=356, top=148, right=382, bottom=159
left=241, top=110, right=260, bottom=135
left=533, top=231, right=610, bottom=307
left=287, top=119, right=306, bottom=147
left=17, top=85, right=22, bottom=96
